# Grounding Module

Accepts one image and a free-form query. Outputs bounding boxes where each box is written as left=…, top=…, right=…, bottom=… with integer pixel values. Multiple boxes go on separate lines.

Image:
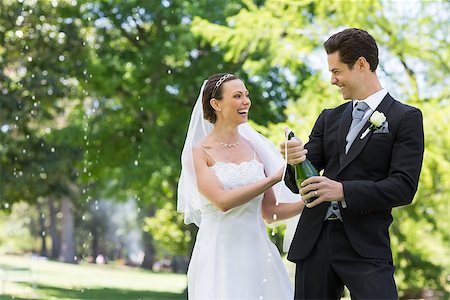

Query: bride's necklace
left=215, top=137, right=240, bottom=148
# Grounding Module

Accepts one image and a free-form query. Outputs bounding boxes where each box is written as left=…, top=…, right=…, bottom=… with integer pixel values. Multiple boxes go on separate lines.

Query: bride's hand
left=272, top=166, right=285, bottom=183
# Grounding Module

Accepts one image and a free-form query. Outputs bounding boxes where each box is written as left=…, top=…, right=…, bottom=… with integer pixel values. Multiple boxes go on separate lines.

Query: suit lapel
left=338, top=94, right=395, bottom=174
left=338, top=102, right=353, bottom=167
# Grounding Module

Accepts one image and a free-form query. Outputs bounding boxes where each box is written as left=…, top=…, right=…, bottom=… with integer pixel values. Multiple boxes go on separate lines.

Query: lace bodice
left=199, top=159, right=266, bottom=218
left=210, top=159, right=266, bottom=190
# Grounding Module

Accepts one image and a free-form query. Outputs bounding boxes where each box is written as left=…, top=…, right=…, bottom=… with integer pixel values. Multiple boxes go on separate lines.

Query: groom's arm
left=343, top=107, right=424, bottom=212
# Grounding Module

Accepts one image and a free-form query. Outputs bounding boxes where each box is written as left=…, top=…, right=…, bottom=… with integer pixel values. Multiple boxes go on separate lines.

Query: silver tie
left=345, top=101, right=369, bottom=153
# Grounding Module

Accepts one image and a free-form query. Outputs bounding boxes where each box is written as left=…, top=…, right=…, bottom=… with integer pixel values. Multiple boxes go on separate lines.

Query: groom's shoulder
left=389, top=95, right=422, bottom=115
left=316, top=103, right=348, bottom=125
left=334, top=101, right=350, bottom=111
left=323, top=102, right=349, bottom=116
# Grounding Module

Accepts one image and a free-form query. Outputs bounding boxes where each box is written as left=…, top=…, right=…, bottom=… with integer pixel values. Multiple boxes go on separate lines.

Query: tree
left=0, top=0, right=89, bottom=262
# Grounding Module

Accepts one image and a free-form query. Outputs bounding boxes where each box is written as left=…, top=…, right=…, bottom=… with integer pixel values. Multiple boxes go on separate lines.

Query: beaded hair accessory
left=212, top=74, right=233, bottom=98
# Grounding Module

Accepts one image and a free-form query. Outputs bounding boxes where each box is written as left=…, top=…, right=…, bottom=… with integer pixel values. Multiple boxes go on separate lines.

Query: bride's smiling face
left=214, top=79, right=251, bottom=124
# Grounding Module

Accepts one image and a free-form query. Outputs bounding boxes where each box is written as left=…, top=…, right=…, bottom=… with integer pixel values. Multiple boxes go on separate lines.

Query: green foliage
left=144, top=202, right=194, bottom=256
left=0, top=203, right=38, bottom=254
left=0, top=0, right=86, bottom=207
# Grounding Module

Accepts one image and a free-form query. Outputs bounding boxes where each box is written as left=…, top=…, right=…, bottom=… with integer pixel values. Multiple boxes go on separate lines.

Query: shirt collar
left=353, top=88, right=388, bottom=111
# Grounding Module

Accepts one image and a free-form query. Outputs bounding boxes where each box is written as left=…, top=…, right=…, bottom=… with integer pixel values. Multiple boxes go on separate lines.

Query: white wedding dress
left=187, top=156, right=294, bottom=300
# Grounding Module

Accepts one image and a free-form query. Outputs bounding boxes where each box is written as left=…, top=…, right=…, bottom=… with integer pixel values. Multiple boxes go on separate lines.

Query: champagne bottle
left=287, top=130, right=319, bottom=203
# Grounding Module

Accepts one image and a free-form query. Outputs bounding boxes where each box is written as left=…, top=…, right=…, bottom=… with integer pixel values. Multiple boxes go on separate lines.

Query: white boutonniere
left=360, top=111, right=387, bottom=139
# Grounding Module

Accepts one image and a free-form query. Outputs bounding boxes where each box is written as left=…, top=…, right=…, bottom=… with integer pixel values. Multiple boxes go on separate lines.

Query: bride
left=177, top=73, right=305, bottom=300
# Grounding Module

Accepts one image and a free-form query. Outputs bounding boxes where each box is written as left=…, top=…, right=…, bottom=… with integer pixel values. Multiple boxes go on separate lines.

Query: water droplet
left=134, top=160, right=139, bottom=166
left=16, top=30, right=24, bottom=38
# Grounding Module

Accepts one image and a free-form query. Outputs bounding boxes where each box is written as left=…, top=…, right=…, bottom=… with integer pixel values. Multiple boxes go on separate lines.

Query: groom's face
left=327, top=51, right=364, bottom=100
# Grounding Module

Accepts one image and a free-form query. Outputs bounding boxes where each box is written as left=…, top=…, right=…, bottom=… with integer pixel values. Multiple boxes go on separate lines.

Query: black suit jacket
left=286, top=93, right=424, bottom=261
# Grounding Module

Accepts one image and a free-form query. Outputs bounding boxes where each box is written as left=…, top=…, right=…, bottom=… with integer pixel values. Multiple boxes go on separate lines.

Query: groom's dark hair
left=324, top=28, right=379, bottom=72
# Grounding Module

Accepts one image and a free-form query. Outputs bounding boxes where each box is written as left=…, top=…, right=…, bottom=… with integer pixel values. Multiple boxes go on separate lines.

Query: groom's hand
left=299, top=176, right=344, bottom=208
left=279, top=139, right=307, bottom=166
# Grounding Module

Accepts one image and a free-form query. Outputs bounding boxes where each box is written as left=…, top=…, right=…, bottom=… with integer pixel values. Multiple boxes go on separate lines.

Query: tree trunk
left=36, top=201, right=48, bottom=257
left=140, top=205, right=155, bottom=270
left=48, top=196, right=61, bottom=259
left=91, top=220, right=99, bottom=261
left=59, top=196, right=77, bottom=264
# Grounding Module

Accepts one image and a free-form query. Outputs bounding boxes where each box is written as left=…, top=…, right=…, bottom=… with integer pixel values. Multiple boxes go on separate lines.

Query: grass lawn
left=0, top=254, right=187, bottom=300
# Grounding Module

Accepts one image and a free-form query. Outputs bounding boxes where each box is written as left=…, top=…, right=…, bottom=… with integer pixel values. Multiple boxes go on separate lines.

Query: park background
left=0, top=0, right=449, bottom=299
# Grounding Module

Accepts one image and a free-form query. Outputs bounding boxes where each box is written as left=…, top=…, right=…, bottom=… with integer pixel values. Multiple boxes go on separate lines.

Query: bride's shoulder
left=192, top=137, right=217, bottom=163
left=193, top=136, right=215, bottom=151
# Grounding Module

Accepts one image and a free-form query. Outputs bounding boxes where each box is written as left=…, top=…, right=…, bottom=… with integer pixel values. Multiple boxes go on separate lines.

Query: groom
left=282, top=28, right=424, bottom=299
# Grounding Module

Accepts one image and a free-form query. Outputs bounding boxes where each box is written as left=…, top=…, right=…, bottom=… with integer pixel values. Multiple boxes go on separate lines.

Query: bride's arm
left=261, top=189, right=304, bottom=223
left=193, top=146, right=282, bottom=212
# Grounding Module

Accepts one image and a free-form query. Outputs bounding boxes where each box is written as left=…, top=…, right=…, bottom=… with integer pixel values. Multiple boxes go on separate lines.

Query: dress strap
left=247, top=141, right=257, bottom=160
left=200, top=145, right=217, bottom=163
